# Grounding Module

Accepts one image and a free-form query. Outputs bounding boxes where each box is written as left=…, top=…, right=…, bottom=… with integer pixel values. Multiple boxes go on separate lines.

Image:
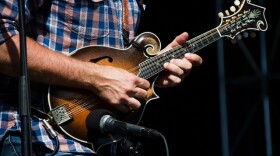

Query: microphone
left=86, top=109, right=162, bottom=138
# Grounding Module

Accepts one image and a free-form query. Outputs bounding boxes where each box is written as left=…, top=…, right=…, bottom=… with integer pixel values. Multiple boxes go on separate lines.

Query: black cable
left=51, top=135, right=60, bottom=156
left=32, top=107, right=60, bottom=155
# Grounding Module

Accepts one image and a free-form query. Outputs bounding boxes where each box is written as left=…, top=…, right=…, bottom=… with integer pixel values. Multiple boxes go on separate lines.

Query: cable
left=42, top=119, right=59, bottom=156
left=158, top=133, right=169, bottom=156
left=51, top=135, right=60, bottom=156
left=32, top=107, right=60, bottom=155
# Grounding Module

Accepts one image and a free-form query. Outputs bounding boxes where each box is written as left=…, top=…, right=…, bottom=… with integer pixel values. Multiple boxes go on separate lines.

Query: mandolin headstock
left=217, top=0, right=268, bottom=40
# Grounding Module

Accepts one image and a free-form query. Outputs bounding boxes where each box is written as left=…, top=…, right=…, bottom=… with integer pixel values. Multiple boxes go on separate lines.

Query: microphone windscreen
left=85, top=109, right=113, bottom=133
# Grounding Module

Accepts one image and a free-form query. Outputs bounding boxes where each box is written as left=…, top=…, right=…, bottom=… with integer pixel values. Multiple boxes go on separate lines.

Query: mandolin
left=46, top=0, right=268, bottom=151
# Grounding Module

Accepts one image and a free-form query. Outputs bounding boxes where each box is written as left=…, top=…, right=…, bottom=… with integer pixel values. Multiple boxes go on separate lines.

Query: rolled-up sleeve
left=0, top=0, right=32, bottom=45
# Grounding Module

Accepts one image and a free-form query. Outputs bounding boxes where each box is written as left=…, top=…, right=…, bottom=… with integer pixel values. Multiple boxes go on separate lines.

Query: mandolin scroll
left=132, top=32, right=161, bottom=56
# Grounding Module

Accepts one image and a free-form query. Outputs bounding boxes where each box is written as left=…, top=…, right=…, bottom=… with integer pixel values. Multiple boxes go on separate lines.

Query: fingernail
left=185, top=53, right=191, bottom=58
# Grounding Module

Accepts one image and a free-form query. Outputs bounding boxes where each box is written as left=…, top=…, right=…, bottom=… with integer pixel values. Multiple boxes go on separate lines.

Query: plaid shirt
left=0, top=0, right=142, bottom=154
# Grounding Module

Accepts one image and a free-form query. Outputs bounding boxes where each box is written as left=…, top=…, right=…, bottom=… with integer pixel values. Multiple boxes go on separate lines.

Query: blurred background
left=135, top=0, right=280, bottom=155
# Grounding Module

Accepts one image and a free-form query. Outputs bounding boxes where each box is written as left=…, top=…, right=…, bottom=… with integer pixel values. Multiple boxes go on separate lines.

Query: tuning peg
left=230, top=6, right=236, bottom=12
left=243, top=32, right=249, bottom=38
left=236, top=34, right=242, bottom=40
left=250, top=32, right=256, bottom=38
left=225, top=10, right=230, bottom=16
left=231, top=39, right=237, bottom=44
left=234, top=0, right=240, bottom=6
left=218, top=12, right=224, bottom=18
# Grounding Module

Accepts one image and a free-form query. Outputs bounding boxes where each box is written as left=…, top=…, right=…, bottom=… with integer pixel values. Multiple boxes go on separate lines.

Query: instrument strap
left=122, top=0, right=130, bottom=47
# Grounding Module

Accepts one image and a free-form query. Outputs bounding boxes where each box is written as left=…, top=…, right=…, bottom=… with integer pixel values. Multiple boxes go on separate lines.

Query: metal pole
left=258, top=0, right=273, bottom=155
left=215, top=0, right=229, bottom=156
left=18, top=0, right=33, bottom=155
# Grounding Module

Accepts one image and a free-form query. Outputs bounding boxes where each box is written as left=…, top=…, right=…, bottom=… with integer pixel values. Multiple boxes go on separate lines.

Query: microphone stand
left=18, top=0, right=33, bottom=155
left=120, top=137, right=142, bottom=156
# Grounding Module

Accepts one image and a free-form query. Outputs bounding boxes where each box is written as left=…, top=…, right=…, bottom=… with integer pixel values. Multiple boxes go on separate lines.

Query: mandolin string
left=61, top=22, right=230, bottom=116
left=127, top=66, right=140, bottom=73
left=61, top=94, right=98, bottom=116
left=64, top=99, right=98, bottom=117
left=68, top=98, right=97, bottom=116
left=64, top=95, right=86, bottom=110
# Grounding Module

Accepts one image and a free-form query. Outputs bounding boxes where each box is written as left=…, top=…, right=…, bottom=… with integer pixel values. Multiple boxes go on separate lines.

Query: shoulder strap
left=122, top=0, right=130, bottom=47
left=122, top=0, right=145, bottom=47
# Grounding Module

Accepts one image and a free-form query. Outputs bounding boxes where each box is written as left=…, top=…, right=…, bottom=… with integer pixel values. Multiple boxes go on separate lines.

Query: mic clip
left=120, top=137, right=142, bottom=156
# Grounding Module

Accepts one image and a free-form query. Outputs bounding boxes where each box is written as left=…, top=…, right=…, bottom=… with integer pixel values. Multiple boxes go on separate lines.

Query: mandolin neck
left=137, top=28, right=221, bottom=79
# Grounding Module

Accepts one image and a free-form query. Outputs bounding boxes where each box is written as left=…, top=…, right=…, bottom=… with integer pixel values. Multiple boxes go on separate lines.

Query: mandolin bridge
left=49, top=105, right=72, bottom=125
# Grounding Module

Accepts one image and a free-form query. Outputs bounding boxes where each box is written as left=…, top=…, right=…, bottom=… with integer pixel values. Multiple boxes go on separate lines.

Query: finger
left=164, top=60, right=191, bottom=78
left=158, top=75, right=181, bottom=87
left=174, top=32, right=189, bottom=45
left=129, top=87, right=147, bottom=100
left=185, top=53, right=203, bottom=66
left=170, top=59, right=192, bottom=72
left=115, top=99, right=140, bottom=113
left=135, top=78, right=150, bottom=90
left=126, top=98, right=141, bottom=110
left=160, top=32, right=189, bottom=53
left=169, top=32, right=189, bottom=48
left=115, top=102, right=132, bottom=113
left=167, top=74, right=182, bottom=84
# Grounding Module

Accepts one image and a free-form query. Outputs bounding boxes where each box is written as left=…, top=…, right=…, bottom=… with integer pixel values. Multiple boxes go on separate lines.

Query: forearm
left=0, top=34, right=98, bottom=90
